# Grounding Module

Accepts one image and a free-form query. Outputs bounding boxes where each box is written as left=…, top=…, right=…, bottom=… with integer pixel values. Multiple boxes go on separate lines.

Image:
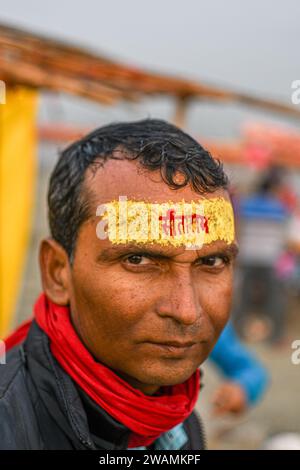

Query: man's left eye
left=200, top=256, right=228, bottom=268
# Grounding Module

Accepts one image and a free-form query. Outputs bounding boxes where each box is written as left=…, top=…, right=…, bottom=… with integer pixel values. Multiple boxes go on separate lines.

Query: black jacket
left=0, top=321, right=205, bottom=450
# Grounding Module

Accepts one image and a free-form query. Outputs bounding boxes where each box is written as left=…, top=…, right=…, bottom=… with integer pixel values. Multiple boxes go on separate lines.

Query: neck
left=113, top=370, right=161, bottom=396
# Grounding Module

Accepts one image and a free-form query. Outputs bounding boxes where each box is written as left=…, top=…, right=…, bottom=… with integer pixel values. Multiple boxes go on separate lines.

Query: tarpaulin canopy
left=1, top=23, right=300, bottom=119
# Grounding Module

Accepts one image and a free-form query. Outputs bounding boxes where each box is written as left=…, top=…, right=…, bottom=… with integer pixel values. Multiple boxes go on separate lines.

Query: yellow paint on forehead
left=96, top=197, right=235, bottom=248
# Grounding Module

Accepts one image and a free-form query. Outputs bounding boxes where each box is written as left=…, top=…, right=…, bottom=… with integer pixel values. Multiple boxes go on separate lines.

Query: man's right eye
left=123, top=254, right=151, bottom=265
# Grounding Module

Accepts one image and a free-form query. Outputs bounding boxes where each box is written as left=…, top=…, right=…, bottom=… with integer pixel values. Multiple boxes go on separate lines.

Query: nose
left=156, top=270, right=200, bottom=326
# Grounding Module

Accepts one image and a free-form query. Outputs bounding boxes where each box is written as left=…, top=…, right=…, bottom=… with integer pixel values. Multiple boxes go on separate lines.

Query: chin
left=133, top=359, right=199, bottom=387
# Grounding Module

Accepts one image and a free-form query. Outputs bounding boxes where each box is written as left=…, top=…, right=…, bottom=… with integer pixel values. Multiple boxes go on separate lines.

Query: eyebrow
left=97, top=244, right=176, bottom=262
left=192, top=243, right=239, bottom=262
left=97, top=242, right=239, bottom=263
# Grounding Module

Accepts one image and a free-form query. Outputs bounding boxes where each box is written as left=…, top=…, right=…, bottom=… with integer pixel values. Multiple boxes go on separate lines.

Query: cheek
left=71, top=265, right=156, bottom=334
left=69, top=269, right=153, bottom=366
left=199, top=273, right=233, bottom=337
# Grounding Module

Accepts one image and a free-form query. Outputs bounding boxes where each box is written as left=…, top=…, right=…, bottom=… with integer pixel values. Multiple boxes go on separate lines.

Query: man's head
left=40, top=119, right=237, bottom=395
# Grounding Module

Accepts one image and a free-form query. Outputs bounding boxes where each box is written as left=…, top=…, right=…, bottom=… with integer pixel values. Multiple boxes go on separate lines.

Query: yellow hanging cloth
left=0, top=86, right=38, bottom=337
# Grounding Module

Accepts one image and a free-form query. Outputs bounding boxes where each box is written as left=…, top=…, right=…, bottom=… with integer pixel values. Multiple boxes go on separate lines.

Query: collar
left=78, top=384, right=188, bottom=450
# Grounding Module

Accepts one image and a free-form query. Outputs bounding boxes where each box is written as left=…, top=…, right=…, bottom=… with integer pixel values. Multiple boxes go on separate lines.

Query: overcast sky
left=1, top=0, right=300, bottom=137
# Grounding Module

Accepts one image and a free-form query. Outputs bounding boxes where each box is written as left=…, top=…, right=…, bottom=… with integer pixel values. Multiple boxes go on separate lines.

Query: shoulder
left=0, top=345, right=40, bottom=449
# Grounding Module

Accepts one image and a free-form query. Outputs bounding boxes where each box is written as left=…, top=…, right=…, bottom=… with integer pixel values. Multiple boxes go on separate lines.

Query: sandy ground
left=14, top=145, right=300, bottom=449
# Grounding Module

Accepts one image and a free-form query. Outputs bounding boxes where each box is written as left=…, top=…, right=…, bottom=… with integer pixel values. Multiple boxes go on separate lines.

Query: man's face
left=66, top=159, right=237, bottom=394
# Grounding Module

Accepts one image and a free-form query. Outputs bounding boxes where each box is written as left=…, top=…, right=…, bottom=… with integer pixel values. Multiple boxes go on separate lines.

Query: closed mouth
left=148, top=340, right=196, bottom=348
left=143, top=340, right=198, bottom=356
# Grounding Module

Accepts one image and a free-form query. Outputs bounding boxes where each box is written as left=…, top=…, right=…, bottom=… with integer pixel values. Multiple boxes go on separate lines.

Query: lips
left=143, top=340, right=197, bottom=357
left=149, top=340, right=196, bottom=348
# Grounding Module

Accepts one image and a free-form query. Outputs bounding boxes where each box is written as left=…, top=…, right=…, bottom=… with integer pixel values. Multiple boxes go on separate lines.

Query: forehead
left=75, top=158, right=236, bottom=258
left=84, top=158, right=230, bottom=207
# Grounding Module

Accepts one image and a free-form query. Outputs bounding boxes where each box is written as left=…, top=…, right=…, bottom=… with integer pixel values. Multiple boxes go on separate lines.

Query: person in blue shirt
left=233, top=165, right=291, bottom=344
left=209, top=322, right=269, bottom=415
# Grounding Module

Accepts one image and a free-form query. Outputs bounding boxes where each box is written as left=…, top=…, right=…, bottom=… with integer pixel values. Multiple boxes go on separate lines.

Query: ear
left=39, top=238, right=71, bottom=305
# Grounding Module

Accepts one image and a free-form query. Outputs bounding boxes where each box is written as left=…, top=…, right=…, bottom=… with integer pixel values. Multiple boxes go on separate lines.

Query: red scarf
left=5, top=293, right=200, bottom=448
